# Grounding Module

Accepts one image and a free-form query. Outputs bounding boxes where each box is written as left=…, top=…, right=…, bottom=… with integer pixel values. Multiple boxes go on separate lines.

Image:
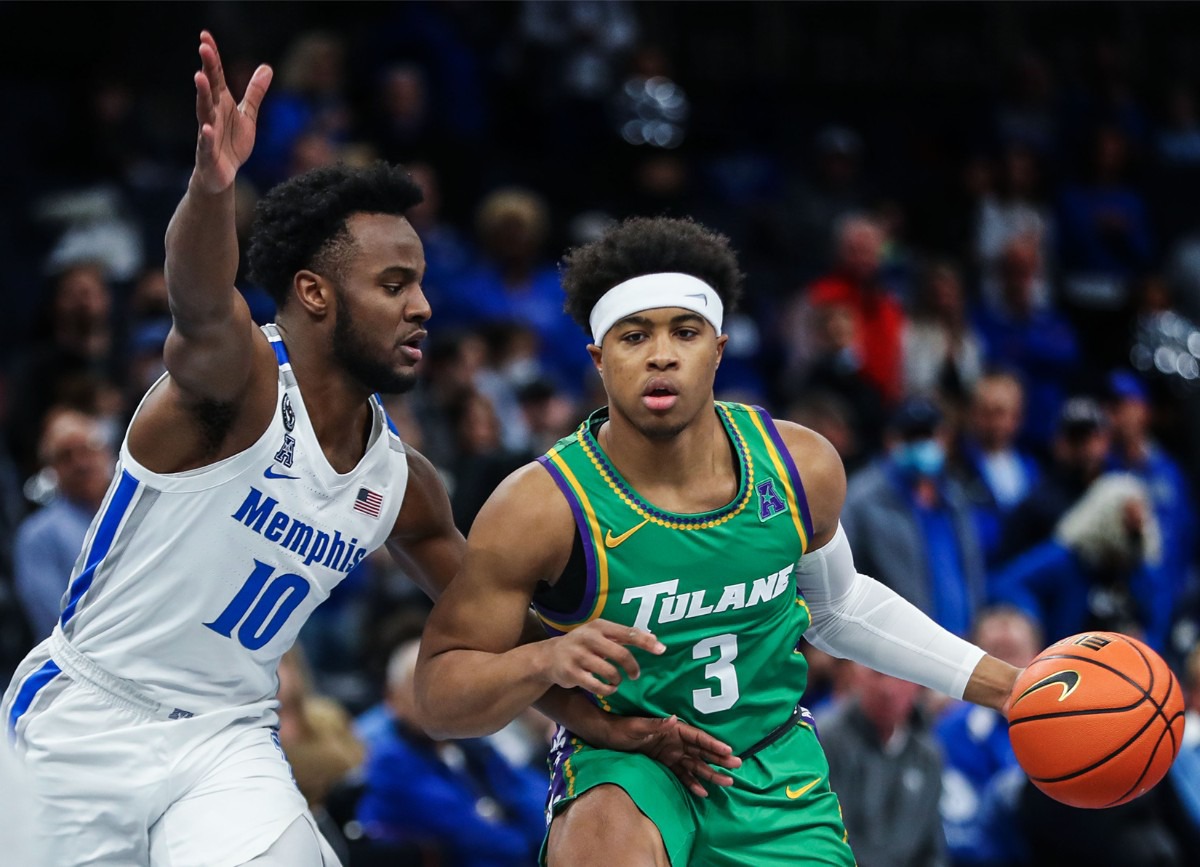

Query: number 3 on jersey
left=692, top=632, right=740, bottom=713
left=204, top=560, right=311, bottom=650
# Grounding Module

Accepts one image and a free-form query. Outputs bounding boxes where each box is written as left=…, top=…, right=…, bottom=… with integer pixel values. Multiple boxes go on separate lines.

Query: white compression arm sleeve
left=798, top=523, right=986, bottom=700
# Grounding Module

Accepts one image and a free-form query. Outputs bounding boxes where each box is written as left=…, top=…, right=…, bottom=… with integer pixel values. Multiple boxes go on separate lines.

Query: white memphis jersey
left=56, top=324, right=408, bottom=714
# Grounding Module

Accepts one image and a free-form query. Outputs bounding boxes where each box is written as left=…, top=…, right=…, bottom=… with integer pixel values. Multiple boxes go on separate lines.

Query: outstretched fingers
left=198, top=31, right=226, bottom=101
left=238, top=65, right=273, bottom=125
left=675, top=720, right=741, bottom=769
left=677, top=756, right=737, bottom=797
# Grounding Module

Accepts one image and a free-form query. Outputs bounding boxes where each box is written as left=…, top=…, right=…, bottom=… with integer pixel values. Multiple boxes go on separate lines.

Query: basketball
left=1007, top=631, right=1185, bottom=809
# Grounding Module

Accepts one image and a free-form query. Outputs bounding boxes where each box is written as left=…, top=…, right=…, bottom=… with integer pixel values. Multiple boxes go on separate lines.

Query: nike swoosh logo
left=263, top=466, right=300, bottom=480
left=604, top=518, right=650, bottom=548
left=786, top=778, right=822, bottom=799
left=1013, top=670, right=1081, bottom=706
left=684, top=293, right=708, bottom=306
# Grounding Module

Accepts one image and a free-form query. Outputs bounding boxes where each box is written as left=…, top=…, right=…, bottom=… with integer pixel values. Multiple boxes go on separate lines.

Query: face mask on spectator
left=894, top=438, right=945, bottom=478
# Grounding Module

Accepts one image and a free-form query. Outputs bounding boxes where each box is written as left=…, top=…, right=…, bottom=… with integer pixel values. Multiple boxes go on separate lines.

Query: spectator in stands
left=403, top=161, right=475, bottom=304
left=440, top=188, right=589, bottom=396
left=1103, top=369, right=1197, bottom=605
left=802, top=214, right=907, bottom=404
left=975, top=142, right=1055, bottom=312
left=785, top=392, right=871, bottom=477
left=842, top=395, right=987, bottom=637
left=6, top=261, right=121, bottom=476
left=1001, top=396, right=1110, bottom=557
left=775, top=125, right=872, bottom=284
left=954, top=371, right=1041, bottom=567
left=444, top=387, right=533, bottom=533
left=245, top=30, right=355, bottom=189
left=14, top=408, right=114, bottom=639
left=936, top=606, right=1041, bottom=867
left=973, top=232, right=1083, bottom=452
left=990, top=472, right=1172, bottom=651
left=822, top=661, right=948, bottom=867
left=515, top=375, right=580, bottom=456
left=356, top=639, right=547, bottom=866
left=1057, top=124, right=1155, bottom=367
left=788, top=301, right=888, bottom=461
left=903, top=260, right=984, bottom=408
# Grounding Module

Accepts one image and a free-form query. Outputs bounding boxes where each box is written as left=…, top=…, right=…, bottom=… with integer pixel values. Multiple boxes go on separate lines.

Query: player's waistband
left=49, top=627, right=198, bottom=721
left=738, top=703, right=817, bottom=760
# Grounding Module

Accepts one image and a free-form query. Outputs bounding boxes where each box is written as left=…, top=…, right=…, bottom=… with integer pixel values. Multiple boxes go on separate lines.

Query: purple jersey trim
left=535, top=454, right=599, bottom=626
left=752, top=405, right=815, bottom=546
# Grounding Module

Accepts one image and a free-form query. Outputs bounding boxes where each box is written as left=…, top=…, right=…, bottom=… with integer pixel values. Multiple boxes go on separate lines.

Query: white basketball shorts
left=3, top=634, right=311, bottom=866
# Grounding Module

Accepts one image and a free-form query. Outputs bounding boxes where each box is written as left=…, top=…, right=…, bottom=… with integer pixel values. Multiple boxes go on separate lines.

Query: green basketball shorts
left=541, top=711, right=855, bottom=866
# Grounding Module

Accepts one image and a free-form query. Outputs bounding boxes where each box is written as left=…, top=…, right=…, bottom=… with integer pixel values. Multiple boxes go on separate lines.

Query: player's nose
left=406, top=283, right=432, bottom=323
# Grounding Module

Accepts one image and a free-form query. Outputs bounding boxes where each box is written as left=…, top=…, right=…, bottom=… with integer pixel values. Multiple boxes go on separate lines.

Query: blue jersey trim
left=374, top=393, right=400, bottom=435
left=60, top=471, right=140, bottom=626
left=7, top=659, right=61, bottom=737
left=270, top=337, right=289, bottom=366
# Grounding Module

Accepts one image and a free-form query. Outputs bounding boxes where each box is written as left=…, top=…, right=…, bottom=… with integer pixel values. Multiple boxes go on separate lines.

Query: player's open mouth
left=642, top=378, right=679, bottom=411
left=398, top=331, right=426, bottom=363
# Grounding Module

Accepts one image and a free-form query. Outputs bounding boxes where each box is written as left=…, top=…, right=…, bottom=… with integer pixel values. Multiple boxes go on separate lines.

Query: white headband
left=588, top=273, right=724, bottom=344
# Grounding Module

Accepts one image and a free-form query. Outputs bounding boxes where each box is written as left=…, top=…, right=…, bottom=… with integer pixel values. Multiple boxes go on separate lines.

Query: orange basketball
left=1007, top=631, right=1185, bottom=809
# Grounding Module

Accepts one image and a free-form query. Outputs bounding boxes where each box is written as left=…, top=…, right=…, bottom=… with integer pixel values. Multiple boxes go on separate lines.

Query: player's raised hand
left=192, top=30, right=272, bottom=194
left=541, top=619, right=664, bottom=696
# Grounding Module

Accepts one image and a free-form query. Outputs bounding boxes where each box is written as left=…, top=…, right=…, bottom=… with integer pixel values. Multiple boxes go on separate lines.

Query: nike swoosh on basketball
left=263, top=466, right=300, bottom=480
left=786, top=778, right=821, bottom=799
left=605, top=518, right=650, bottom=548
left=1013, top=670, right=1081, bottom=706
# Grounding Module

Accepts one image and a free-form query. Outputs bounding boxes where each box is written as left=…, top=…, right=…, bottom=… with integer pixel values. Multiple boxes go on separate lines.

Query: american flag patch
left=354, top=487, right=382, bottom=518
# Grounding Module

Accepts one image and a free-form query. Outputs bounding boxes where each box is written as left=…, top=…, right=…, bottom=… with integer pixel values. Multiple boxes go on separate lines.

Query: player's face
left=331, top=213, right=429, bottom=394
left=591, top=307, right=727, bottom=439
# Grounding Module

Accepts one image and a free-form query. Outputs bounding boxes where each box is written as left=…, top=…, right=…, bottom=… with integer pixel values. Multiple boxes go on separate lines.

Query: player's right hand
left=541, top=619, right=665, bottom=696
left=192, top=30, right=272, bottom=194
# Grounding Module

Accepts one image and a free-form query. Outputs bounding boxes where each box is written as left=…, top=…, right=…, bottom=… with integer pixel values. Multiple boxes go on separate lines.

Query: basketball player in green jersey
left=414, top=217, right=1021, bottom=866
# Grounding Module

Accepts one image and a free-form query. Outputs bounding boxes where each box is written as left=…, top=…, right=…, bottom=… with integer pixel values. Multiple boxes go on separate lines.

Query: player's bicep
left=162, top=293, right=265, bottom=405
left=421, top=464, right=574, bottom=656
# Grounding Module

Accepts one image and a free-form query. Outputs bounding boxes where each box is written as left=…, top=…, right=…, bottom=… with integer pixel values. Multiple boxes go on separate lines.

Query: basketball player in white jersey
left=1, top=31, right=735, bottom=866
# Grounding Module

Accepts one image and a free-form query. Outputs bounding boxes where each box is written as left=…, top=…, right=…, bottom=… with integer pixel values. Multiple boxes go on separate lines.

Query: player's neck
left=599, top=405, right=734, bottom=503
left=277, top=326, right=373, bottom=471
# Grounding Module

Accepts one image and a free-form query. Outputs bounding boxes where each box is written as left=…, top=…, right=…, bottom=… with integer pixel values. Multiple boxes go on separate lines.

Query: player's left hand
left=591, top=714, right=742, bottom=797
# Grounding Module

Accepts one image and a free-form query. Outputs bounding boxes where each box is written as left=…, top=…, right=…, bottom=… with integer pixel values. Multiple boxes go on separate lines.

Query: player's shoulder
left=770, top=417, right=847, bottom=535
left=491, top=459, right=571, bottom=515
left=771, top=418, right=844, bottom=477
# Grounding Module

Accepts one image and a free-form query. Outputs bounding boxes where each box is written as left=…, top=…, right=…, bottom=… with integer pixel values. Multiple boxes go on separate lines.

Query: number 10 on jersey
left=204, top=560, right=311, bottom=650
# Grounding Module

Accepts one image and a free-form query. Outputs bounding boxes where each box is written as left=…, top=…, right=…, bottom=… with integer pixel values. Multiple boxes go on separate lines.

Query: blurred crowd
left=5, top=2, right=1200, bottom=865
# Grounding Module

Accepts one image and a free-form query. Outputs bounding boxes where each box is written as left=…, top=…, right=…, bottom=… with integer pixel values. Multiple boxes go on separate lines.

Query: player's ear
left=587, top=343, right=603, bottom=373
left=293, top=270, right=332, bottom=318
left=714, top=333, right=728, bottom=367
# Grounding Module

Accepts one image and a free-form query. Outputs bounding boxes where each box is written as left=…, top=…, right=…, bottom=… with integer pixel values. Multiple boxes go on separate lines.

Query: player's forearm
left=414, top=644, right=557, bottom=739
left=962, top=654, right=1020, bottom=713
left=164, top=178, right=241, bottom=331
left=532, top=686, right=608, bottom=741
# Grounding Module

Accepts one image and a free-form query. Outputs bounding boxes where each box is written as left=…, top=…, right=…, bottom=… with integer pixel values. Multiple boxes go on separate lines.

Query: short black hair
left=560, top=216, right=744, bottom=335
left=246, top=161, right=423, bottom=306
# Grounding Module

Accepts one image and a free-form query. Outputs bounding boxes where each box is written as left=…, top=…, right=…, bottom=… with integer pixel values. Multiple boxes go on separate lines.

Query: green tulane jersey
left=533, top=402, right=816, bottom=754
